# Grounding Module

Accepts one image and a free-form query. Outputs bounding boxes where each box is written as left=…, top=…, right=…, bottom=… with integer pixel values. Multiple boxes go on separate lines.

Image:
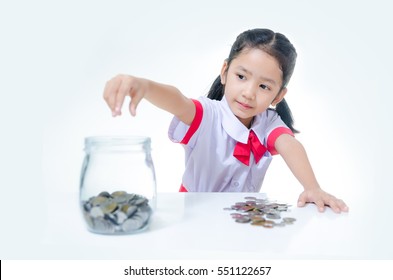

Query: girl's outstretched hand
left=103, top=74, right=146, bottom=117
left=103, top=74, right=195, bottom=124
left=297, top=188, right=349, bottom=213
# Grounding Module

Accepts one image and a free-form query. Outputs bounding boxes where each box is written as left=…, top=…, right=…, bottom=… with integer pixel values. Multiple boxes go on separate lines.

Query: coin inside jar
left=81, top=191, right=152, bottom=234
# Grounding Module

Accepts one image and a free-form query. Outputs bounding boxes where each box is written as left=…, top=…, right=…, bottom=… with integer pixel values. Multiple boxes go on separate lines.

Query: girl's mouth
left=236, top=100, right=252, bottom=110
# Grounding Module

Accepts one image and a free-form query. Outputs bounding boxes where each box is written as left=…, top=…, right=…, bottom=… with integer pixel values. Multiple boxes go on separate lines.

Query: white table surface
left=2, top=191, right=388, bottom=260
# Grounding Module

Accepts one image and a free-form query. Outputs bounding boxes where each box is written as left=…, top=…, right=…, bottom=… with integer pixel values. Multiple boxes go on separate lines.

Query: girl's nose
left=242, top=84, right=256, bottom=100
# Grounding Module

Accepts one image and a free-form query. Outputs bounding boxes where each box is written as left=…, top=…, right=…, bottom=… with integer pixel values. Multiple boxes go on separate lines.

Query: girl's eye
left=237, top=74, right=245, bottom=80
left=260, top=84, right=270, bottom=90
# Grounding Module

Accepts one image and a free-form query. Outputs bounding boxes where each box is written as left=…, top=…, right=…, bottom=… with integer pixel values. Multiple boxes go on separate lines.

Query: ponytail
left=207, top=76, right=224, bottom=101
left=275, top=98, right=299, bottom=133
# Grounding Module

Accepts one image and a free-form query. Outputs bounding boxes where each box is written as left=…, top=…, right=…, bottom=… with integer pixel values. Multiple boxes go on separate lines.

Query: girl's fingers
left=103, top=76, right=122, bottom=114
left=103, top=75, right=143, bottom=117
left=322, top=194, right=339, bottom=213
left=297, top=200, right=306, bottom=207
left=322, top=196, right=349, bottom=214
left=129, top=91, right=144, bottom=117
left=297, top=190, right=349, bottom=213
left=334, top=199, right=349, bottom=212
left=327, top=199, right=341, bottom=213
left=314, top=199, right=325, bottom=212
left=297, top=193, right=307, bottom=207
left=114, top=76, right=133, bottom=116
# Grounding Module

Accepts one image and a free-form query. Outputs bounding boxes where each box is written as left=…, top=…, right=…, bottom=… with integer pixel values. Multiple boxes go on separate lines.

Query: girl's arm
left=275, top=134, right=349, bottom=213
left=103, top=74, right=195, bottom=125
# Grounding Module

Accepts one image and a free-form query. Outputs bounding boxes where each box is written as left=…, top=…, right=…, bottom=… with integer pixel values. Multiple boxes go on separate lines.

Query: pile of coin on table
left=81, top=191, right=152, bottom=234
left=224, top=196, right=296, bottom=228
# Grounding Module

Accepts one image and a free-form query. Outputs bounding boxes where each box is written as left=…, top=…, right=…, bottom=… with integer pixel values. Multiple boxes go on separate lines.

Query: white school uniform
left=168, top=95, right=293, bottom=192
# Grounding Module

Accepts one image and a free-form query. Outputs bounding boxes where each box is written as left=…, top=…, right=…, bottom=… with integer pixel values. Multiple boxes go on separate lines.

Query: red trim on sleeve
left=179, top=184, right=188, bottom=192
left=180, top=99, right=203, bottom=145
left=267, top=127, right=294, bottom=155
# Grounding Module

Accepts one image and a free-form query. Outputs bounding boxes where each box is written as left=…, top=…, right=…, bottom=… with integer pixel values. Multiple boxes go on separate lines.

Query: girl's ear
left=220, top=60, right=228, bottom=85
left=271, top=88, right=288, bottom=106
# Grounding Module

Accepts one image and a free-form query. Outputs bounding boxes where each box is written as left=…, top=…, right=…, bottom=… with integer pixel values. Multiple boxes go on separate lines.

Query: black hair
left=207, top=28, right=299, bottom=133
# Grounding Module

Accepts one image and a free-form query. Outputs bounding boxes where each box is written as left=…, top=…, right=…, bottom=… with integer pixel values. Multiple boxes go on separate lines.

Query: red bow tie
left=233, top=130, right=266, bottom=166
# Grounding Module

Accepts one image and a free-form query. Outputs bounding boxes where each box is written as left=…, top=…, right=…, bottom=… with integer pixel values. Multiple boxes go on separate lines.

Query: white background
left=1, top=0, right=392, bottom=258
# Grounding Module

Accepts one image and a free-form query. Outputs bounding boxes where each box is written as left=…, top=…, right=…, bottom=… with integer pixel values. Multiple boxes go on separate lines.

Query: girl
left=103, top=28, right=348, bottom=213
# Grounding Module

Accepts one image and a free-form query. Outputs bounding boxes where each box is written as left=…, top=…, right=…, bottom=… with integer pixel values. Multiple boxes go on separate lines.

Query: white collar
left=220, top=96, right=266, bottom=144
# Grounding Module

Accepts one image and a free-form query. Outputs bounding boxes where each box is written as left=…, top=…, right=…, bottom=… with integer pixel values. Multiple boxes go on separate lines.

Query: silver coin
left=90, top=206, right=104, bottom=218
left=274, top=221, right=286, bottom=227
left=83, top=202, right=92, bottom=212
left=138, top=204, right=152, bottom=214
left=133, top=210, right=150, bottom=222
left=266, top=213, right=281, bottom=219
left=126, top=193, right=136, bottom=202
left=93, top=217, right=115, bottom=233
left=115, top=211, right=128, bottom=224
left=283, top=217, right=296, bottom=224
left=104, top=213, right=118, bottom=225
left=134, top=197, right=148, bottom=206
left=122, top=217, right=144, bottom=231
left=98, top=191, right=111, bottom=198
left=235, top=216, right=251, bottom=223
left=262, top=220, right=275, bottom=228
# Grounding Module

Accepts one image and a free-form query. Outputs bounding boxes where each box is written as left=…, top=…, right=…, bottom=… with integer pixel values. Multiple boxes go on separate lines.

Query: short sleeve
left=266, top=127, right=294, bottom=155
left=168, top=99, right=203, bottom=146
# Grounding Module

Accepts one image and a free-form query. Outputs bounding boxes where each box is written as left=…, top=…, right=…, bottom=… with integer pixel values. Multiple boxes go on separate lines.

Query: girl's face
left=221, top=48, right=287, bottom=128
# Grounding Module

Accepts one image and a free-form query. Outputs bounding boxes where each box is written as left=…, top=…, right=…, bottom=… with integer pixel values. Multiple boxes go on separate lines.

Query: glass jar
left=80, top=136, right=156, bottom=234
